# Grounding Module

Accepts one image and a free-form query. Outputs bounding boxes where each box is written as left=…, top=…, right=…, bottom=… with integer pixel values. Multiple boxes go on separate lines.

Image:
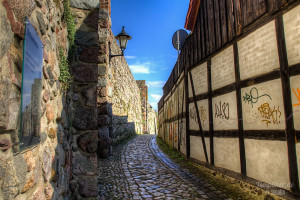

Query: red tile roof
left=184, top=0, right=201, bottom=31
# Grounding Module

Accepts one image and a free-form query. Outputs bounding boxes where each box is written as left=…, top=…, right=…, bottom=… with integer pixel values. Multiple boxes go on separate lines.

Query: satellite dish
left=172, top=29, right=188, bottom=50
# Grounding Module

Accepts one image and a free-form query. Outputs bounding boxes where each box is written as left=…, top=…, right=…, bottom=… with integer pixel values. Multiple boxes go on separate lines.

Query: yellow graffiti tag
left=199, top=106, right=207, bottom=123
left=293, top=88, right=300, bottom=107
left=258, top=103, right=282, bottom=127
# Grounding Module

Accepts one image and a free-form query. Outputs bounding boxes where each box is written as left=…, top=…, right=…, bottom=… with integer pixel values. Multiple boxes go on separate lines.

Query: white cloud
left=129, top=61, right=154, bottom=74
left=149, top=102, right=158, bottom=111
left=125, top=56, right=137, bottom=59
left=147, top=81, right=165, bottom=88
left=150, top=94, right=162, bottom=101
left=129, top=64, right=151, bottom=74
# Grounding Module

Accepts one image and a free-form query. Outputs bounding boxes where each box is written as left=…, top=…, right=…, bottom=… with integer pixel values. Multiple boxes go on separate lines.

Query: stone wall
left=146, top=103, right=157, bottom=135
left=68, top=0, right=100, bottom=198
left=97, top=0, right=113, bottom=158
left=136, top=80, right=148, bottom=133
left=0, top=0, right=71, bottom=199
left=110, top=37, right=143, bottom=143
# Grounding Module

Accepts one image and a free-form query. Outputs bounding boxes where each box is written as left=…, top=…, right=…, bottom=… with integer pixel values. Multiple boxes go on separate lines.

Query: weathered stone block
left=46, top=66, right=55, bottom=86
left=72, top=65, right=97, bottom=83
left=36, top=11, right=47, bottom=35
left=75, top=31, right=98, bottom=46
left=84, top=9, right=99, bottom=29
left=81, top=84, right=97, bottom=107
left=72, top=154, right=97, bottom=175
left=28, top=183, right=46, bottom=200
left=98, top=138, right=110, bottom=158
left=0, top=3, right=13, bottom=60
left=98, top=103, right=110, bottom=115
left=97, top=86, right=107, bottom=97
left=23, top=150, right=35, bottom=171
left=98, top=64, right=107, bottom=76
left=42, top=147, right=53, bottom=182
left=79, top=46, right=99, bottom=63
left=46, top=104, right=54, bottom=122
left=22, top=172, right=35, bottom=193
left=73, top=107, right=97, bottom=130
left=98, top=127, right=109, bottom=139
left=77, top=132, right=97, bottom=153
left=98, top=115, right=110, bottom=126
left=70, top=0, right=99, bottom=10
left=78, top=177, right=98, bottom=197
left=97, top=78, right=107, bottom=87
left=6, top=0, right=36, bottom=22
left=48, top=128, right=56, bottom=139
left=44, top=182, right=54, bottom=200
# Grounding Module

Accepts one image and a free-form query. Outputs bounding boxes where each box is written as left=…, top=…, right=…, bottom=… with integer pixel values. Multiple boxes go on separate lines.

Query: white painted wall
left=241, top=79, right=285, bottom=130
left=190, top=136, right=210, bottom=163
left=212, top=92, right=238, bottom=130
left=245, top=139, right=290, bottom=189
left=214, top=137, right=240, bottom=173
left=283, top=5, right=300, bottom=66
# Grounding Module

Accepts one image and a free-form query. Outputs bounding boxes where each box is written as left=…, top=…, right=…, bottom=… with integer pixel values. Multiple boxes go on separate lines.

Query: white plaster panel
left=214, top=137, right=240, bottom=173
left=189, top=99, right=209, bottom=131
left=190, top=136, right=210, bottom=163
left=173, top=88, right=179, bottom=118
left=174, top=120, right=179, bottom=150
left=245, top=139, right=290, bottom=189
left=297, top=143, right=300, bottom=185
left=211, top=46, right=235, bottom=90
left=283, top=5, right=300, bottom=66
left=290, top=75, right=300, bottom=130
left=188, top=63, right=208, bottom=97
left=179, top=118, right=186, bottom=156
left=242, top=79, right=285, bottom=130
left=238, top=21, right=279, bottom=80
left=212, top=92, right=238, bottom=130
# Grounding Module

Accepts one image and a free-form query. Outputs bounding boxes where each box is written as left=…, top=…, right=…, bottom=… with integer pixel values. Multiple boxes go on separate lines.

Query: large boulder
left=70, top=0, right=99, bottom=10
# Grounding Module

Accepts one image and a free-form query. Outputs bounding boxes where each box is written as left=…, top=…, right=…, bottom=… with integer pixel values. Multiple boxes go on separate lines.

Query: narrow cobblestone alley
left=98, top=135, right=228, bottom=200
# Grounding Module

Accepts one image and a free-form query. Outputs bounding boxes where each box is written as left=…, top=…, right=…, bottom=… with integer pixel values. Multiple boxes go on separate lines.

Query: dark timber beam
left=189, top=71, right=209, bottom=163
left=275, top=16, right=300, bottom=193
left=207, top=60, right=214, bottom=165
left=234, top=43, right=247, bottom=176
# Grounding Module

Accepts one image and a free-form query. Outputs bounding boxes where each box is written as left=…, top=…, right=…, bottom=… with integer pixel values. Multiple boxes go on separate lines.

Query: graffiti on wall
left=243, top=87, right=272, bottom=107
left=174, top=121, right=178, bottom=143
left=258, top=103, right=282, bottom=127
left=190, top=106, right=207, bottom=125
left=179, top=121, right=185, bottom=146
left=169, top=123, right=173, bottom=142
left=215, top=102, right=230, bottom=120
left=293, top=88, right=300, bottom=107
left=190, top=106, right=198, bottom=124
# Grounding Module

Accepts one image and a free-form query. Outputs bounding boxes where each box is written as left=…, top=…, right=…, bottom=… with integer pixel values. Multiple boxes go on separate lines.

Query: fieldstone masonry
left=97, top=0, right=112, bottom=159
left=110, top=39, right=143, bottom=142
left=0, top=0, right=158, bottom=199
left=69, top=1, right=100, bottom=198
left=0, top=0, right=70, bottom=199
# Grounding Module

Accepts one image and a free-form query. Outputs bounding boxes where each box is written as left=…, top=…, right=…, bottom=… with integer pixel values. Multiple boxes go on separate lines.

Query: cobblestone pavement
left=98, top=135, right=229, bottom=200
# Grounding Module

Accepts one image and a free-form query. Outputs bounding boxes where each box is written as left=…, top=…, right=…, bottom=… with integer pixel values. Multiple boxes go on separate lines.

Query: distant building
left=136, top=80, right=148, bottom=133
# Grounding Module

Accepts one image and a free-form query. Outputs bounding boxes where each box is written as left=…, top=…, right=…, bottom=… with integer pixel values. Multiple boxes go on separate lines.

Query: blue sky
left=111, top=0, right=190, bottom=111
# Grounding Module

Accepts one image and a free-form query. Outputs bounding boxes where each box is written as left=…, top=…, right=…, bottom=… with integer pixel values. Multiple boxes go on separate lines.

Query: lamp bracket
left=109, top=44, right=124, bottom=62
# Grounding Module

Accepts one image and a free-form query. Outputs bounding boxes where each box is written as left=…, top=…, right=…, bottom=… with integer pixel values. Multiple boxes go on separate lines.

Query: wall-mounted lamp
left=110, top=26, right=132, bottom=60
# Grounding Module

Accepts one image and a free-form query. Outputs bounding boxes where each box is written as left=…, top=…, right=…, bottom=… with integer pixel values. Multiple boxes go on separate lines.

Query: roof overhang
left=184, top=0, right=201, bottom=31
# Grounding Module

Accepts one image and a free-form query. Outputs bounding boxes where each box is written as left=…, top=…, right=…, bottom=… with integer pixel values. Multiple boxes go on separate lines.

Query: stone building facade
left=136, top=80, right=148, bottom=133
left=0, top=0, right=70, bottom=199
left=0, top=0, right=157, bottom=199
left=136, top=80, right=158, bottom=135
left=110, top=37, right=143, bottom=143
left=147, top=103, right=157, bottom=135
